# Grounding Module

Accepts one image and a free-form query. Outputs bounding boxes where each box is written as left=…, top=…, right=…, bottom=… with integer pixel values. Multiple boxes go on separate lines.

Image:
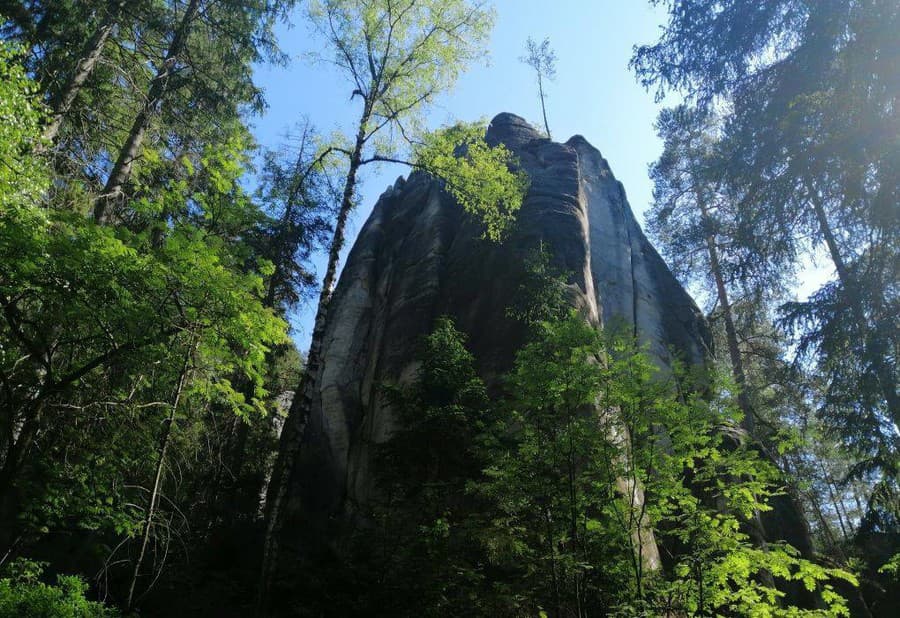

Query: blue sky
left=250, top=1, right=679, bottom=347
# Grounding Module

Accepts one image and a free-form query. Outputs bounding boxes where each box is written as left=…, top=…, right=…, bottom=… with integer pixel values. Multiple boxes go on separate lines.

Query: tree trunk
left=43, top=1, right=124, bottom=144
left=263, top=145, right=312, bottom=308
left=824, top=471, right=851, bottom=539
left=695, top=187, right=817, bottom=598
left=257, top=102, right=372, bottom=614
left=805, top=182, right=900, bottom=427
left=126, top=344, right=192, bottom=610
left=538, top=73, right=551, bottom=139
left=695, top=188, right=754, bottom=434
left=94, top=0, right=202, bottom=222
left=544, top=506, right=561, bottom=618
left=210, top=140, right=319, bottom=526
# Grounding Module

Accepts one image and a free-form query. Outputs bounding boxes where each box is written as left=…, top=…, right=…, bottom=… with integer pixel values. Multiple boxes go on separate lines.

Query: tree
left=39, top=0, right=128, bottom=144
left=634, top=3, right=899, bottom=605
left=3, top=1, right=168, bottom=179
left=353, top=318, right=494, bottom=615
left=631, top=0, right=899, bottom=453
left=253, top=123, right=338, bottom=312
left=0, top=559, right=119, bottom=617
left=0, top=42, right=297, bottom=611
left=199, top=124, right=337, bottom=527
left=258, top=1, right=528, bottom=605
left=474, top=313, right=855, bottom=616
left=93, top=0, right=294, bottom=222
left=520, top=36, right=556, bottom=139
left=648, top=106, right=763, bottom=433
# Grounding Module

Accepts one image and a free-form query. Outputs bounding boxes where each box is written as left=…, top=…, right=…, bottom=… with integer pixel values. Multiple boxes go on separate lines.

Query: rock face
left=280, top=113, right=712, bottom=547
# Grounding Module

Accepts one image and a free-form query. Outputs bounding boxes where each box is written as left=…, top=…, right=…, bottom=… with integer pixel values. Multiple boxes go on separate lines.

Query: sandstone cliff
left=280, top=113, right=711, bottom=545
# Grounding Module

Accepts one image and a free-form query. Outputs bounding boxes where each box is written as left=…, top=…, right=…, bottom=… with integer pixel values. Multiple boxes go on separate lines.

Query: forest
left=0, top=0, right=896, bottom=616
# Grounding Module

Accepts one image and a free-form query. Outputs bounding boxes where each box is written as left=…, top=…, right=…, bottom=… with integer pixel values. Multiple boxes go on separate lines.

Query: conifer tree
left=632, top=0, right=899, bottom=449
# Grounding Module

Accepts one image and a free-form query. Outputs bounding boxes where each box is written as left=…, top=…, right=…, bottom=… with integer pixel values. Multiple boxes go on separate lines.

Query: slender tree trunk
left=263, top=145, right=311, bottom=308
left=257, top=101, right=372, bottom=614
left=213, top=153, right=310, bottom=521
left=852, top=486, right=865, bottom=518
left=537, top=73, right=551, bottom=139
left=94, top=0, right=202, bottom=222
left=544, top=506, right=561, bottom=618
left=695, top=188, right=754, bottom=433
left=695, top=187, right=814, bottom=596
left=213, top=168, right=302, bottom=517
left=824, top=471, right=851, bottom=539
left=805, top=182, right=900, bottom=427
left=126, top=343, right=192, bottom=610
left=0, top=400, right=44, bottom=511
left=43, top=1, right=124, bottom=144
left=203, top=410, right=242, bottom=528
left=793, top=456, right=875, bottom=618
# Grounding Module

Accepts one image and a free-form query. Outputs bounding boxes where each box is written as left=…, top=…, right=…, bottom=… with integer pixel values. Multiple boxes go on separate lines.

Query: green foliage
left=506, top=246, right=570, bottom=326
left=307, top=0, right=493, bottom=137
left=634, top=0, right=900, bottom=470
left=356, top=318, right=495, bottom=615
left=878, top=553, right=900, bottom=578
left=522, top=37, right=557, bottom=83
left=0, top=42, right=47, bottom=208
left=415, top=123, right=529, bottom=241
left=0, top=41, right=293, bottom=610
left=473, top=313, right=855, bottom=616
left=336, top=307, right=857, bottom=616
left=0, top=560, right=118, bottom=617
left=3, top=1, right=890, bottom=615
left=253, top=122, right=336, bottom=309
left=474, top=314, right=632, bottom=614
left=636, top=9, right=900, bottom=610
left=520, top=36, right=557, bottom=137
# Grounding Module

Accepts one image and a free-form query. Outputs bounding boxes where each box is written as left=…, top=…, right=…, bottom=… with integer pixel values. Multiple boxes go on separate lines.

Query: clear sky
left=249, top=1, right=680, bottom=348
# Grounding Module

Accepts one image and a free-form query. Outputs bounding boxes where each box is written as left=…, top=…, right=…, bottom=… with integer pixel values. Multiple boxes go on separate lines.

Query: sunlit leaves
left=0, top=561, right=119, bottom=617
left=0, top=43, right=48, bottom=211
left=474, top=309, right=855, bottom=615
left=307, top=0, right=494, bottom=136
left=415, top=123, right=529, bottom=241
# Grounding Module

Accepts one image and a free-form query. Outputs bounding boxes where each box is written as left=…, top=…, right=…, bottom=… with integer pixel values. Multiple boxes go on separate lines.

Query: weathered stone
left=281, top=113, right=712, bottom=550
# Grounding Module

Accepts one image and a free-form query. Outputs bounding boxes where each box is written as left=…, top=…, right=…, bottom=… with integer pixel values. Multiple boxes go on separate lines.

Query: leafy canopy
left=308, top=0, right=494, bottom=136
left=415, top=123, right=529, bottom=241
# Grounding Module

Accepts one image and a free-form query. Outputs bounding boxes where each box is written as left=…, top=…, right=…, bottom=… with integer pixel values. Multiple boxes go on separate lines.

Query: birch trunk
left=257, top=101, right=372, bottom=613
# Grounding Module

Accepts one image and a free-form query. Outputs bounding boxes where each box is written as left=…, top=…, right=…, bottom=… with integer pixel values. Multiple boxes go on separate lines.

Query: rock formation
left=277, top=113, right=712, bottom=557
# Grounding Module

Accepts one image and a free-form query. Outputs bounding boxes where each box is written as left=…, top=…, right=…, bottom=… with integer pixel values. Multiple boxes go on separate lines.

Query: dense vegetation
left=0, top=0, right=896, bottom=616
left=636, top=1, right=899, bottom=614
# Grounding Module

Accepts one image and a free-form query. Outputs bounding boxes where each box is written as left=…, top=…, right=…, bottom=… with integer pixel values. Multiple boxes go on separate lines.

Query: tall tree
left=201, top=124, right=337, bottom=526
left=520, top=36, right=556, bottom=138
left=473, top=314, right=854, bottom=616
left=0, top=40, right=296, bottom=612
left=40, top=0, right=127, bottom=144
left=93, top=0, right=293, bottom=222
left=257, top=1, right=529, bottom=606
left=647, top=106, right=766, bottom=432
left=632, top=0, right=899, bottom=447
left=254, top=123, right=339, bottom=312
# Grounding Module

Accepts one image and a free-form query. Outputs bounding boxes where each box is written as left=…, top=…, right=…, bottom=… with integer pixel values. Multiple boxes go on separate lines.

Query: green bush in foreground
left=0, top=561, right=118, bottom=618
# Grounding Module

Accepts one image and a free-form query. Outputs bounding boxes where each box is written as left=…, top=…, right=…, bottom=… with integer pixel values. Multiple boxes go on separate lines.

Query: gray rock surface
left=282, top=112, right=711, bottom=546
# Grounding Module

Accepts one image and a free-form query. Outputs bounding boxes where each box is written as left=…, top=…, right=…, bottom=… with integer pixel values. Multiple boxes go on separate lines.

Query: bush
left=0, top=560, right=118, bottom=618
